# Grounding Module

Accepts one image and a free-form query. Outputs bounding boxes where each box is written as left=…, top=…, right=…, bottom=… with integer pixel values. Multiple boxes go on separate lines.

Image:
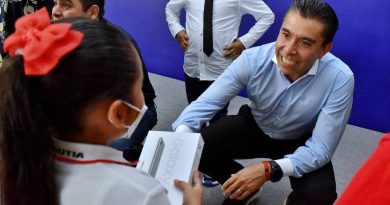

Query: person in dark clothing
left=52, top=0, right=157, bottom=162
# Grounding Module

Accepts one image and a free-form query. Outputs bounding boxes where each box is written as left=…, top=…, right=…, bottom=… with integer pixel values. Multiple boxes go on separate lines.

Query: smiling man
left=52, top=0, right=157, bottom=163
left=172, top=0, right=354, bottom=204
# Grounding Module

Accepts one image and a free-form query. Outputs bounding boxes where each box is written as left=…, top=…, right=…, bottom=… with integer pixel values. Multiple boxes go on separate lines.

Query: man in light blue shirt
left=172, top=0, right=354, bottom=204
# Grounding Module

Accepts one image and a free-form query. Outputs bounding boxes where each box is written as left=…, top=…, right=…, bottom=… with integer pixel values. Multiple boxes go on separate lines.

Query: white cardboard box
left=136, top=131, right=204, bottom=205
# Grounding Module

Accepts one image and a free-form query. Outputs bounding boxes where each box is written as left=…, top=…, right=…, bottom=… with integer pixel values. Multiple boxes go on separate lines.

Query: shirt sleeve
left=238, top=0, right=274, bottom=48
left=175, top=124, right=195, bottom=133
left=286, top=71, right=355, bottom=177
left=165, top=0, right=186, bottom=38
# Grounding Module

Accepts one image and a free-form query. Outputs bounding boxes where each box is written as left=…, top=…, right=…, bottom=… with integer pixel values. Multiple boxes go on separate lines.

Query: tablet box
left=136, top=131, right=204, bottom=205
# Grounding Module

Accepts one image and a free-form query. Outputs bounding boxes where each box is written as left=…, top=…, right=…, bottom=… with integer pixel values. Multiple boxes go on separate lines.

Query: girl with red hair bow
left=0, top=8, right=202, bottom=205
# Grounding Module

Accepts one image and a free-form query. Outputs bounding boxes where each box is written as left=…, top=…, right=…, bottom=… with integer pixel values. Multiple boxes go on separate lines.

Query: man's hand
left=175, top=30, right=189, bottom=51
left=221, top=163, right=268, bottom=200
left=223, top=39, right=246, bottom=59
left=174, top=170, right=203, bottom=205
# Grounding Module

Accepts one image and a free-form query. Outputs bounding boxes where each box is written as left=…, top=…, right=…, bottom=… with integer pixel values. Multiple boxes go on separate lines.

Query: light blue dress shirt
left=172, top=42, right=354, bottom=177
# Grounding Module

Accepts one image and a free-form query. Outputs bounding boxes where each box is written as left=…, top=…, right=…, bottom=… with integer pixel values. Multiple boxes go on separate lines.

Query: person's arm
left=237, top=0, right=274, bottom=49
left=223, top=0, right=274, bottom=59
left=172, top=50, right=253, bottom=132
left=285, top=72, right=355, bottom=177
left=165, top=0, right=186, bottom=39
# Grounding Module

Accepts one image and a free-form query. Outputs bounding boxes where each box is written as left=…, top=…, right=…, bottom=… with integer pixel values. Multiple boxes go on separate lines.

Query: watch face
left=269, top=160, right=283, bottom=182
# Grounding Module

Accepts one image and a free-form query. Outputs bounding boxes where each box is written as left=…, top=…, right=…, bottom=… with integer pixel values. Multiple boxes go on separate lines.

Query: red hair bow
left=3, top=8, right=84, bottom=76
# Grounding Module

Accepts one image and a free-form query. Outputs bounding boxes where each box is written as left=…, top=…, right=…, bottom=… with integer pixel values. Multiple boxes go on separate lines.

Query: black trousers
left=185, top=74, right=229, bottom=124
left=199, top=105, right=337, bottom=205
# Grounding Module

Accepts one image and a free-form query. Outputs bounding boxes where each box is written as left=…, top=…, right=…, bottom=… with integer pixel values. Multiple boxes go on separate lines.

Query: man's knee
left=200, top=120, right=226, bottom=145
left=287, top=162, right=337, bottom=205
left=198, top=123, right=229, bottom=172
left=287, top=185, right=337, bottom=205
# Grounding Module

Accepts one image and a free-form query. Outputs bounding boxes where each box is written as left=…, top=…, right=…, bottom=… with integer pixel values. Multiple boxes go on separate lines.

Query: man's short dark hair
left=287, top=0, right=339, bottom=44
left=79, top=0, right=105, bottom=19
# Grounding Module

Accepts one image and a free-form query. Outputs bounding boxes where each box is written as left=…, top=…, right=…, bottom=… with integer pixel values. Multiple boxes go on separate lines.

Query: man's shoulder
left=244, top=42, right=275, bottom=58
left=320, top=52, right=354, bottom=77
left=248, top=41, right=275, bottom=51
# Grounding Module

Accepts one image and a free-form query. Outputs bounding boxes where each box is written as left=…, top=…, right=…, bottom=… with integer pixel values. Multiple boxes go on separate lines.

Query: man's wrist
left=174, top=29, right=185, bottom=39
left=262, top=160, right=271, bottom=180
left=268, top=160, right=283, bottom=182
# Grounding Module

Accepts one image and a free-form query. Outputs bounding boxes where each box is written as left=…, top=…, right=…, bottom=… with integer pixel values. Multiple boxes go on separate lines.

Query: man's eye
left=301, top=41, right=311, bottom=46
left=62, top=3, right=71, bottom=9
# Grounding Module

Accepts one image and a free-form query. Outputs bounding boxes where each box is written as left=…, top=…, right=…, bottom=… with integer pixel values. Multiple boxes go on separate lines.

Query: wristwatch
left=268, top=160, right=283, bottom=182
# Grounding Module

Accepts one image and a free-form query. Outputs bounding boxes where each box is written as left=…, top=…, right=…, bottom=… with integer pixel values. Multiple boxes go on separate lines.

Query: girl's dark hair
left=0, top=18, right=139, bottom=205
left=287, top=0, right=339, bottom=44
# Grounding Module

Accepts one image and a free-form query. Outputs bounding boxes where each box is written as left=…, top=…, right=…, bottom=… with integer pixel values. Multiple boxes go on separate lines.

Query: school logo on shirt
left=55, top=147, right=84, bottom=159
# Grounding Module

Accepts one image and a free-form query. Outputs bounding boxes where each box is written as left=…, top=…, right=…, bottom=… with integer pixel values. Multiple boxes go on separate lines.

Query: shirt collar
left=272, top=55, right=319, bottom=77
left=54, top=138, right=136, bottom=166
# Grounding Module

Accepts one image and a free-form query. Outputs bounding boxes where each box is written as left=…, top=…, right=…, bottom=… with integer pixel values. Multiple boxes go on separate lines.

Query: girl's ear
left=107, top=100, right=129, bottom=129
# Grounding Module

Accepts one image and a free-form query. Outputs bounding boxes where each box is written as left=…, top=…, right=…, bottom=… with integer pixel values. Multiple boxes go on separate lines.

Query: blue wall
left=105, top=0, right=390, bottom=133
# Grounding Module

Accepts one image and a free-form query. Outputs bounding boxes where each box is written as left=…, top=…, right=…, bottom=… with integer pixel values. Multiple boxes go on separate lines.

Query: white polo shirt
left=54, top=139, right=170, bottom=205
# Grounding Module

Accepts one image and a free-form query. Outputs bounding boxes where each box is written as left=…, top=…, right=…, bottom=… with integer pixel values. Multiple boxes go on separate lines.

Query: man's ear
left=87, top=5, right=100, bottom=20
left=107, top=100, right=129, bottom=129
left=320, top=42, right=333, bottom=58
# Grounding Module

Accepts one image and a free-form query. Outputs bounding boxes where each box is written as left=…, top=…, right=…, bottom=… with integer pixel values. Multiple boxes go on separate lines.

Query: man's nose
left=284, top=40, right=298, bottom=55
left=52, top=7, right=62, bottom=20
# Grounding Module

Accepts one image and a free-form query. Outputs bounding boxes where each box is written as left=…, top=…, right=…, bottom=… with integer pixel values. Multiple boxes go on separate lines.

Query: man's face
left=275, top=10, right=332, bottom=82
left=52, top=0, right=88, bottom=21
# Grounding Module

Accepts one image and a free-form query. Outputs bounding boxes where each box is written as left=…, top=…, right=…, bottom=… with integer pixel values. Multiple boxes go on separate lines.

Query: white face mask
left=108, top=101, right=148, bottom=144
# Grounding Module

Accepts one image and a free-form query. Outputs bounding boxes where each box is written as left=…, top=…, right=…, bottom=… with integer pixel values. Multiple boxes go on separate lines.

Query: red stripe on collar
left=55, top=155, right=138, bottom=166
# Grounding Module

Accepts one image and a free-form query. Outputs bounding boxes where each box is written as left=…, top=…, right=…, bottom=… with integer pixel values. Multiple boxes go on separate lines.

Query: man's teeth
left=282, top=56, right=295, bottom=65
